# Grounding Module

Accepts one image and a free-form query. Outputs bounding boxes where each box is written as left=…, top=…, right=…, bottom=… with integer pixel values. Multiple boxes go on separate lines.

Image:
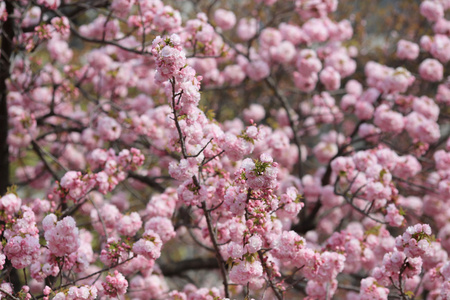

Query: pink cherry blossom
left=396, top=40, right=420, bottom=60
left=419, top=58, right=444, bottom=82
left=44, top=214, right=80, bottom=257
left=132, top=229, right=163, bottom=260
left=420, top=0, right=444, bottom=22
left=103, top=271, right=128, bottom=297
left=214, top=9, right=236, bottom=30
left=237, top=18, right=258, bottom=41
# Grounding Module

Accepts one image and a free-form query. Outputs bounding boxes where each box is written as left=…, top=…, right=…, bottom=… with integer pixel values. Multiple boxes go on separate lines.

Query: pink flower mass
left=0, top=0, right=449, bottom=299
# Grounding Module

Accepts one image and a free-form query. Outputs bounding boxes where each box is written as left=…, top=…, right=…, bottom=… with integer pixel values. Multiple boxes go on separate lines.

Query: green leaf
left=405, top=291, right=415, bottom=298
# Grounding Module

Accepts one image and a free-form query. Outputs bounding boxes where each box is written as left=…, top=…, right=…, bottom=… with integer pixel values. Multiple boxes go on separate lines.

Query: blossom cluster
left=1, top=0, right=450, bottom=299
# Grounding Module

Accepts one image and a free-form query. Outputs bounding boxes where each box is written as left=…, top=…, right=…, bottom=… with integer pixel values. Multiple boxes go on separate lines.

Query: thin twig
left=90, top=196, right=109, bottom=241
left=264, top=76, right=303, bottom=179
left=258, top=251, right=283, bottom=300
left=202, top=202, right=230, bottom=298
left=0, top=288, right=19, bottom=300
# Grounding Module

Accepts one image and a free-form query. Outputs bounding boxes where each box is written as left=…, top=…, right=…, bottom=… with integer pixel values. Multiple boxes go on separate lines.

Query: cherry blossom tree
left=0, top=0, right=450, bottom=299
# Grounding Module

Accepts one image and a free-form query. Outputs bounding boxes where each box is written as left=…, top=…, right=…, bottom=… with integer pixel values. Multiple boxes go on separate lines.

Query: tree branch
left=127, top=172, right=166, bottom=193
left=0, top=0, right=14, bottom=196
left=160, top=257, right=218, bottom=276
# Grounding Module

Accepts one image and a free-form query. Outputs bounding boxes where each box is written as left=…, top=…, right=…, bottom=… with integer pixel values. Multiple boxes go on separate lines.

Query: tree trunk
left=0, top=1, right=22, bottom=292
left=0, top=0, right=13, bottom=196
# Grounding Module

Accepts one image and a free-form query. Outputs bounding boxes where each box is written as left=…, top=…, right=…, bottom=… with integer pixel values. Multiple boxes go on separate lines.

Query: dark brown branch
left=160, top=257, right=218, bottom=276
left=31, top=141, right=59, bottom=181
left=292, top=121, right=364, bottom=234
left=334, top=177, right=387, bottom=224
left=0, top=288, right=19, bottom=300
left=169, top=76, right=230, bottom=298
left=52, top=8, right=151, bottom=55
left=202, top=202, right=230, bottom=298
left=50, top=257, right=134, bottom=294
left=22, top=0, right=110, bottom=33
left=36, top=126, right=83, bottom=140
left=258, top=251, right=283, bottom=300
left=264, top=76, right=303, bottom=179
left=127, top=172, right=166, bottom=193
left=0, top=0, right=14, bottom=196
